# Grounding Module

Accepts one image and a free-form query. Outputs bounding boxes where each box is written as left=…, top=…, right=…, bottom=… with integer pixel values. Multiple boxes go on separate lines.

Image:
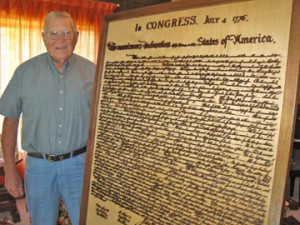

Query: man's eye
left=49, top=31, right=58, bottom=36
left=45, top=30, right=74, bottom=40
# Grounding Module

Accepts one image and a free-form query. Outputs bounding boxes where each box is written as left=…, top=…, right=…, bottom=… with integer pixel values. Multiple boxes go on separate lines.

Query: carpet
left=58, top=200, right=71, bottom=225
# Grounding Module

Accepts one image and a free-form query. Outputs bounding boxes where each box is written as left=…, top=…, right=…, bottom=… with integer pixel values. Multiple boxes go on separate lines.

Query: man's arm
left=1, top=117, right=24, bottom=198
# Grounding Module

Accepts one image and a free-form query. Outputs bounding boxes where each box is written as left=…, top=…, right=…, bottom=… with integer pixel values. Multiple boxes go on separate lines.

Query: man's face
left=42, top=17, right=78, bottom=63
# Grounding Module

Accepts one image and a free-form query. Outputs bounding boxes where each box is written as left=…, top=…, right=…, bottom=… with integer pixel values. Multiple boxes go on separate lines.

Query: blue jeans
left=25, top=152, right=86, bottom=225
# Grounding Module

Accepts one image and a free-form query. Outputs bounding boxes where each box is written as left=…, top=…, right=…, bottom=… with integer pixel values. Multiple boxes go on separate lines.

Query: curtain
left=0, top=0, right=117, bottom=133
left=0, top=0, right=117, bottom=60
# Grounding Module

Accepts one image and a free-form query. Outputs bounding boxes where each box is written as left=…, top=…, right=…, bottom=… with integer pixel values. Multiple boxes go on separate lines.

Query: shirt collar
left=47, top=54, right=72, bottom=73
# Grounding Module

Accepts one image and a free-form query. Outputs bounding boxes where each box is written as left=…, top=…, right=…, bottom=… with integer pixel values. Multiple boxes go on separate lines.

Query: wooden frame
left=80, top=0, right=300, bottom=224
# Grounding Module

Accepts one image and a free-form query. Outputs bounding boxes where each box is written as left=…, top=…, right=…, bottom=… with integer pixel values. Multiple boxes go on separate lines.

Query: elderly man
left=0, top=11, right=95, bottom=225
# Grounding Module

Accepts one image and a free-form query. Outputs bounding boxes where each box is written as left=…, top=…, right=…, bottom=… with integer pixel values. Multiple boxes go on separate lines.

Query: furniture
left=289, top=140, right=300, bottom=204
left=0, top=155, right=22, bottom=223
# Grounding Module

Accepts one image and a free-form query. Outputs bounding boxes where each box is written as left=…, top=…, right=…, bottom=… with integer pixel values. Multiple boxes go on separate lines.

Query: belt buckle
left=47, top=154, right=66, bottom=161
left=58, top=155, right=65, bottom=161
left=47, top=154, right=58, bottom=161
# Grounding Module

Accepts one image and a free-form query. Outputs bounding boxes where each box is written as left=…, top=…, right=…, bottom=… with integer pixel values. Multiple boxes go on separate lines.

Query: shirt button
left=59, top=124, right=62, bottom=128
left=58, top=140, right=61, bottom=144
left=60, top=90, right=63, bottom=94
left=59, top=107, right=63, bottom=111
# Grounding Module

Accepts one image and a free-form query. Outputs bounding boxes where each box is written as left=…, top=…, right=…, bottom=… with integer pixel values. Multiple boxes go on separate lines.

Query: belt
left=27, top=146, right=86, bottom=162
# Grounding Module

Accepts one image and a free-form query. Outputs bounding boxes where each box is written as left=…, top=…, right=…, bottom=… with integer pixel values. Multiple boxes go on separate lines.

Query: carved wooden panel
left=80, top=0, right=300, bottom=224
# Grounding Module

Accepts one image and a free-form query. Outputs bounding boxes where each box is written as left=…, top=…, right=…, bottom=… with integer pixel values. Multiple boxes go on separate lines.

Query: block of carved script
left=81, top=0, right=300, bottom=224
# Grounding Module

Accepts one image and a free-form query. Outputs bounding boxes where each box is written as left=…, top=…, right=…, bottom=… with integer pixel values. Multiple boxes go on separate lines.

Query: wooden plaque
left=80, top=0, right=300, bottom=224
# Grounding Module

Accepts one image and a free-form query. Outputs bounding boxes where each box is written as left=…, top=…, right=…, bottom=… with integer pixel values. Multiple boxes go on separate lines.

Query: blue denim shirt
left=0, top=53, right=96, bottom=154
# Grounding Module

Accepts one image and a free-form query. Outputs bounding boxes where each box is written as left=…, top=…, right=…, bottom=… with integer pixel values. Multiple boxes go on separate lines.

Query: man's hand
left=4, top=167, right=24, bottom=198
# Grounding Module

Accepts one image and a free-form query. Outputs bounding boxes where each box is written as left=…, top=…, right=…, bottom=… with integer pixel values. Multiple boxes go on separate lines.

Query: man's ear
left=41, top=31, right=46, bottom=41
left=75, top=31, right=79, bottom=39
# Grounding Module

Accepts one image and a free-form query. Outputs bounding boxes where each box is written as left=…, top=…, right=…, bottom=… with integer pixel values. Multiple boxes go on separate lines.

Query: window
left=0, top=21, right=96, bottom=132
